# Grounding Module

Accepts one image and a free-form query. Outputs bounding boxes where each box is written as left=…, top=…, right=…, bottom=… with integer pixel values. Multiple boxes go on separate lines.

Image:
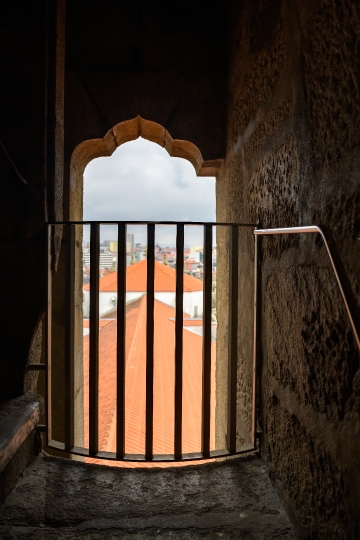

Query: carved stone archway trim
left=70, top=116, right=223, bottom=197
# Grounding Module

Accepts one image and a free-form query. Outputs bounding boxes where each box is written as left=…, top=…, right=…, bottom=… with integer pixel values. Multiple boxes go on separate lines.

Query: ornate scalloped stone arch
left=69, top=116, right=223, bottom=220
left=62, top=116, right=223, bottom=450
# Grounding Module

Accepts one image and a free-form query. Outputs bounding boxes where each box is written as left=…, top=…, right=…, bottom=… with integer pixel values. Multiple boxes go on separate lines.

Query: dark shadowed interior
left=0, top=1, right=359, bottom=538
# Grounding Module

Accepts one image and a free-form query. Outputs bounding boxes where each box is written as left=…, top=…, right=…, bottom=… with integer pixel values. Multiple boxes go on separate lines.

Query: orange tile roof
left=83, top=271, right=116, bottom=292
left=83, top=259, right=203, bottom=293
left=183, top=319, right=204, bottom=327
left=169, top=318, right=209, bottom=327
left=83, top=296, right=215, bottom=467
left=83, top=319, right=114, bottom=328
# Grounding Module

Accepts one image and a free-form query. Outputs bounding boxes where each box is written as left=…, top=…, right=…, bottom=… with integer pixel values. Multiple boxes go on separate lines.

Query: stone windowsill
left=0, top=392, right=43, bottom=474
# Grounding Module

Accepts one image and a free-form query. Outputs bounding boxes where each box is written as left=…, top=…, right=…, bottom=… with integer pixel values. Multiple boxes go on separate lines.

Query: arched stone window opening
left=49, top=117, right=223, bottom=466
left=70, top=115, right=223, bottom=223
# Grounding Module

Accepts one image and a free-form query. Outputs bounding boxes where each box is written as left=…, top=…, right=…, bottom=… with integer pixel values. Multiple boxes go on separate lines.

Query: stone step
left=0, top=452, right=297, bottom=539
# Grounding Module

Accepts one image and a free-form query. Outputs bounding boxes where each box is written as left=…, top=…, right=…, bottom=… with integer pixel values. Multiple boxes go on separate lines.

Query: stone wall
left=216, top=0, right=360, bottom=537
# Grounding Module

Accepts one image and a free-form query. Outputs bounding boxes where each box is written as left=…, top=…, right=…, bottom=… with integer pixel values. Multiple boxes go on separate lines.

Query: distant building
left=189, top=246, right=203, bottom=263
left=109, top=241, right=118, bottom=252
left=82, top=252, right=117, bottom=270
left=83, top=259, right=203, bottom=318
left=97, top=236, right=133, bottom=254
left=126, top=233, right=134, bottom=249
left=184, top=258, right=201, bottom=275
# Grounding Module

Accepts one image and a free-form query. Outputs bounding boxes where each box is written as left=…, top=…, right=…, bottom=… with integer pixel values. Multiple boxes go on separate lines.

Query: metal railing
left=41, top=221, right=259, bottom=463
left=254, top=226, right=360, bottom=352
left=33, top=222, right=360, bottom=463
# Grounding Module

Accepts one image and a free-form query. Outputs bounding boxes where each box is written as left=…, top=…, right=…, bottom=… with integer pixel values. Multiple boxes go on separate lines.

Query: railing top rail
left=46, top=220, right=257, bottom=227
left=254, top=225, right=360, bottom=352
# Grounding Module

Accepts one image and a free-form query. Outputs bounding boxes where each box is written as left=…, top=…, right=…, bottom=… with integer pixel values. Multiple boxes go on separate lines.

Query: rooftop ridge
left=84, top=259, right=203, bottom=293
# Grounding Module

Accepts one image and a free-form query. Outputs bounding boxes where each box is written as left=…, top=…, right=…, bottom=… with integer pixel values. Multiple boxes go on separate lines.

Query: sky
left=83, top=137, right=215, bottom=246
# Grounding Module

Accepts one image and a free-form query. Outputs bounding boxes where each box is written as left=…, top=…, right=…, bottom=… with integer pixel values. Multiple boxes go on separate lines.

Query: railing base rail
left=45, top=439, right=257, bottom=463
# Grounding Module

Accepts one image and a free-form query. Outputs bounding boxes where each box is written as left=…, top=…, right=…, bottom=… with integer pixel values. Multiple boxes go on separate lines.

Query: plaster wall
left=83, top=290, right=116, bottom=319
left=216, top=0, right=360, bottom=537
left=83, top=290, right=203, bottom=318
left=183, top=290, right=203, bottom=319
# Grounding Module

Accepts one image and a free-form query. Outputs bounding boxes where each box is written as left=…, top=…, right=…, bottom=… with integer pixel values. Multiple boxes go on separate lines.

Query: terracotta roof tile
left=83, top=260, right=203, bottom=293
left=83, top=271, right=116, bottom=292
left=83, top=296, right=215, bottom=467
left=183, top=319, right=205, bottom=327
left=83, top=319, right=114, bottom=328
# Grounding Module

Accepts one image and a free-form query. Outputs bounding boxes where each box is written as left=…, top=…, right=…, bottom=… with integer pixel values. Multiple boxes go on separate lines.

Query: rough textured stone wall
left=217, top=0, right=360, bottom=537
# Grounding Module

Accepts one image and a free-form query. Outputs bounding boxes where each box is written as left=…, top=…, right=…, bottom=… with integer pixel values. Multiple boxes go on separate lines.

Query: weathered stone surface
left=303, top=0, right=360, bottom=170
left=0, top=393, right=42, bottom=505
left=215, top=1, right=360, bottom=538
left=0, top=453, right=296, bottom=539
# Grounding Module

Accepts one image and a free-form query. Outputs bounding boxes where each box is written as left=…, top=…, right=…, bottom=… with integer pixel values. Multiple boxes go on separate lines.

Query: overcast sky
left=83, top=137, right=215, bottom=246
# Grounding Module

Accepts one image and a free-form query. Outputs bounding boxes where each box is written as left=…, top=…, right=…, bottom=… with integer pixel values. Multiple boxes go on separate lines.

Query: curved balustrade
left=42, top=221, right=258, bottom=463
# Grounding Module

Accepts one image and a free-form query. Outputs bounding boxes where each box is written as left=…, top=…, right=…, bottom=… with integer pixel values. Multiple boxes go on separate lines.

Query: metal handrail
left=254, top=225, right=360, bottom=351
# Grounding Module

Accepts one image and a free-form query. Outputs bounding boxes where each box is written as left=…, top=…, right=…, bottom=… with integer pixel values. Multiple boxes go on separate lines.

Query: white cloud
left=83, top=137, right=216, bottom=246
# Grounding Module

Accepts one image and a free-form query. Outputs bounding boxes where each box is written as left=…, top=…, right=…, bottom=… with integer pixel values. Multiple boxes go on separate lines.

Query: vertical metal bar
left=227, top=226, right=238, bottom=453
left=64, top=224, right=75, bottom=451
left=116, top=223, right=127, bottom=459
left=145, top=224, right=155, bottom=460
left=89, top=223, right=100, bottom=456
left=45, top=224, right=53, bottom=446
left=252, top=231, right=260, bottom=446
left=202, top=224, right=213, bottom=458
left=174, top=224, right=184, bottom=460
